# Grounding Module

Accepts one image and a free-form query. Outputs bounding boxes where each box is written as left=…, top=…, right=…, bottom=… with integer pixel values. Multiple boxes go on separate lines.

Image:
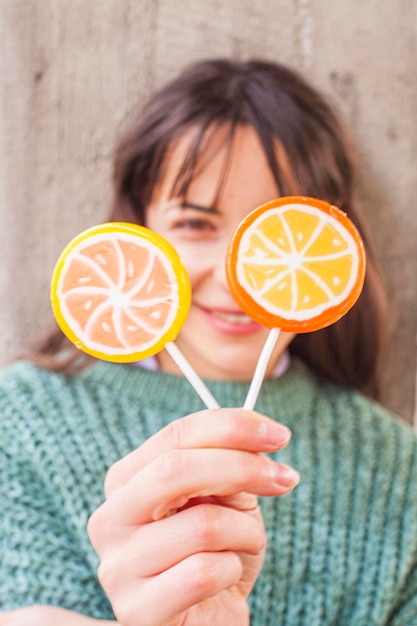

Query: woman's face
left=146, top=125, right=295, bottom=381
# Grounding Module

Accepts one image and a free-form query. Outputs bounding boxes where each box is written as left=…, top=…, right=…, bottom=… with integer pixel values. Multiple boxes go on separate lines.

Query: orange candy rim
left=50, top=222, right=192, bottom=362
left=226, top=196, right=367, bottom=333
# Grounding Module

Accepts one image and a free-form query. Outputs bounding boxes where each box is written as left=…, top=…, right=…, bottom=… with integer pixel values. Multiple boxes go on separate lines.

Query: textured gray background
left=1, top=0, right=416, bottom=424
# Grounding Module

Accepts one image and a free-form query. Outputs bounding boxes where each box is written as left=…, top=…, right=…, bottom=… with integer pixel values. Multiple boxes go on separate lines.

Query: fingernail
left=271, top=462, right=300, bottom=488
left=258, top=420, right=292, bottom=448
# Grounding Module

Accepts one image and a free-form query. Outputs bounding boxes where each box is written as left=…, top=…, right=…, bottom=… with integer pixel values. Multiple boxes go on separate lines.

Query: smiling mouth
left=208, top=309, right=254, bottom=325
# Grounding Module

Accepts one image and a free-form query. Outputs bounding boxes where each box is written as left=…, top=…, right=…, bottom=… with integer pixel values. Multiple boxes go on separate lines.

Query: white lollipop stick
left=243, top=327, right=281, bottom=410
left=165, top=342, right=220, bottom=409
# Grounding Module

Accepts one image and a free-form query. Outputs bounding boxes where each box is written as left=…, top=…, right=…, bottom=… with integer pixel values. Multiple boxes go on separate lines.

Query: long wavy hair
left=31, top=58, right=387, bottom=397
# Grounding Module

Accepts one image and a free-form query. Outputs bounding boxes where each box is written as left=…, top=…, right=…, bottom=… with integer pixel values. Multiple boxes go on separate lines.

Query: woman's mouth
left=196, top=304, right=262, bottom=335
left=210, top=310, right=253, bottom=324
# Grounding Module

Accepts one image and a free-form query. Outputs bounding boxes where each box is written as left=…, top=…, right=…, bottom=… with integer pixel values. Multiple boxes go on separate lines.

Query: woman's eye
left=174, top=218, right=215, bottom=233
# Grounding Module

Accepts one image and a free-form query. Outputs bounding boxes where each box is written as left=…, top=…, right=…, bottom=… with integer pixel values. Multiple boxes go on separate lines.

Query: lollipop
left=226, top=196, right=366, bottom=409
left=51, top=222, right=220, bottom=408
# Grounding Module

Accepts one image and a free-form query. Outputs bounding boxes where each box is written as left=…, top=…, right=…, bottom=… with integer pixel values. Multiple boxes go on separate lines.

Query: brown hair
left=32, top=58, right=387, bottom=396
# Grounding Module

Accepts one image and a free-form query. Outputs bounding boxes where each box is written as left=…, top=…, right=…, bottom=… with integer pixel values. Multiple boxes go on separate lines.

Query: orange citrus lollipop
left=226, top=196, right=366, bottom=409
left=51, top=222, right=220, bottom=408
left=226, top=196, right=366, bottom=333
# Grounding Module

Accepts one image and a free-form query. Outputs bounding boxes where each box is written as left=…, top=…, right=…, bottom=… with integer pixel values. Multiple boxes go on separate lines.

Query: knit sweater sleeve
left=0, top=368, right=113, bottom=618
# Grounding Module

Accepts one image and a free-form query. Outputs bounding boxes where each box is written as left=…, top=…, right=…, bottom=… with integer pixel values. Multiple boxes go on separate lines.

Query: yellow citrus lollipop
left=51, top=222, right=220, bottom=408
left=51, top=222, right=191, bottom=362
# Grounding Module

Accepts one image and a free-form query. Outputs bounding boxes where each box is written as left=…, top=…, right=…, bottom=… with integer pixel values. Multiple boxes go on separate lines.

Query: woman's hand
left=0, top=605, right=117, bottom=625
left=88, top=408, right=299, bottom=626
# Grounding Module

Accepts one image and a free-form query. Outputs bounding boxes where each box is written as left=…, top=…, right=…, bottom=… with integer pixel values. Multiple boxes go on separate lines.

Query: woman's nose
left=210, top=239, right=232, bottom=290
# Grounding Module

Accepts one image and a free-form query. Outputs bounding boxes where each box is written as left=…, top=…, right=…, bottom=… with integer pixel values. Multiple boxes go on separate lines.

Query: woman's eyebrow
left=181, top=201, right=219, bottom=214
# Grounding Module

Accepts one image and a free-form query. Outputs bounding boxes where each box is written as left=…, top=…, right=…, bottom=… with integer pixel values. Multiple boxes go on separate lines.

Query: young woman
left=1, top=59, right=416, bottom=626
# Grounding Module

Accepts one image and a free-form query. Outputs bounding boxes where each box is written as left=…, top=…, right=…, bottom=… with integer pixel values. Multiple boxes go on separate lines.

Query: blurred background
left=0, top=0, right=416, bottom=424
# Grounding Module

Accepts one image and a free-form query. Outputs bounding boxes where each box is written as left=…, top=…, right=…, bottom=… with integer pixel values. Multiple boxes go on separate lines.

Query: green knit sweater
left=1, top=358, right=417, bottom=625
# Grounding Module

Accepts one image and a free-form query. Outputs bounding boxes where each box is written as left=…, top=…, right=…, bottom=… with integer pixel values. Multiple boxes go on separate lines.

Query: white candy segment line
left=73, top=252, right=116, bottom=288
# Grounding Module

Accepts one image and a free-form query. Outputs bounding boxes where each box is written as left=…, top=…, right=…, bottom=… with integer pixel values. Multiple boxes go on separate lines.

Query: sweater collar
left=81, top=357, right=318, bottom=427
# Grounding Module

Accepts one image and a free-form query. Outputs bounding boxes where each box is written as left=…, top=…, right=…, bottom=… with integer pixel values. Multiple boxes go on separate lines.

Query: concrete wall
left=1, top=0, right=416, bottom=423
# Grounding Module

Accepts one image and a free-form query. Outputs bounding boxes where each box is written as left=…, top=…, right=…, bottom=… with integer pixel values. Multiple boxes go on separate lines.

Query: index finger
left=105, top=408, right=291, bottom=497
